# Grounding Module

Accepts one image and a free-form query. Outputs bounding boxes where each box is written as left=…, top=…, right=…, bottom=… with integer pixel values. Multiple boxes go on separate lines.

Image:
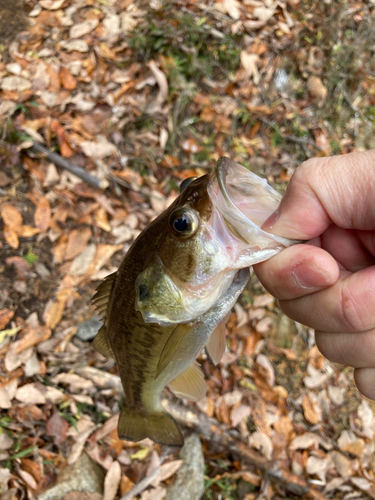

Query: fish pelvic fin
left=93, top=325, right=112, bottom=358
left=118, top=407, right=184, bottom=447
left=169, top=362, right=207, bottom=402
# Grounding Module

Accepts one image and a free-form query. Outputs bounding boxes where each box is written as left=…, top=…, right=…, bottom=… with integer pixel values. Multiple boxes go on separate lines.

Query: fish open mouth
left=207, top=157, right=294, bottom=250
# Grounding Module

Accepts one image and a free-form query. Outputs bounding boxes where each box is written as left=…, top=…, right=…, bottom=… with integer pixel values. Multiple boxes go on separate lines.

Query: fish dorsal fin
left=92, top=272, right=116, bottom=323
left=205, top=318, right=227, bottom=365
left=169, top=362, right=207, bottom=402
left=155, top=323, right=192, bottom=380
left=93, top=325, right=113, bottom=358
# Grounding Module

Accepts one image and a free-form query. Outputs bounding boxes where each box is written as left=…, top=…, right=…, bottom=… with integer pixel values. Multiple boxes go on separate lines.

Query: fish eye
left=179, top=177, right=197, bottom=193
left=169, top=209, right=199, bottom=239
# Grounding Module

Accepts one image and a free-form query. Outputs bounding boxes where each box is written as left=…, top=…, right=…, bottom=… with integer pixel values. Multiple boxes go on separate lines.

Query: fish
left=92, top=157, right=300, bottom=446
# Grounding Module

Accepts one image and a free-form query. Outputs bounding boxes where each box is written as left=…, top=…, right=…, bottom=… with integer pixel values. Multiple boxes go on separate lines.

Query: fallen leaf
left=250, top=431, right=273, bottom=460
left=14, top=326, right=51, bottom=353
left=65, top=227, right=92, bottom=261
left=3, top=226, right=19, bottom=249
left=302, top=393, right=322, bottom=424
left=0, top=433, right=13, bottom=450
left=306, top=455, right=329, bottom=482
left=328, top=451, right=353, bottom=478
left=15, top=383, right=46, bottom=405
left=43, top=296, right=67, bottom=330
left=158, top=460, right=183, bottom=481
left=39, top=0, right=65, bottom=9
left=290, top=433, right=319, bottom=450
left=1, top=77, right=32, bottom=91
left=46, top=410, right=69, bottom=445
left=51, top=373, right=95, bottom=391
left=18, top=469, right=37, bottom=489
left=60, top=67, right=77, bottom=91
left=0, top=326, right=21, bottom=345
left=0, top=380, right=18, bottom=409
left=70, top=19, right=99, bottom=39
left=230, top=404, right=251, bottom=427
left=103, top=461, right=121, bottom=500
left=1, top=203, right=22, bottom=229
left=70, top=243, right=97, bottom=276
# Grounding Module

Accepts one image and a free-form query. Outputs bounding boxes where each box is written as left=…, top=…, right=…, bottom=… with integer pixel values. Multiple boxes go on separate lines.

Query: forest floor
left=1, top=0, right=375, bottom=499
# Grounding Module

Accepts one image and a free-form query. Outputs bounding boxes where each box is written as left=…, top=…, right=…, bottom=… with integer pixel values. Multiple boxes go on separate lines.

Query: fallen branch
left=162, top=399, right=329, bottom=500
left=28, top=142, right=109, bottom=190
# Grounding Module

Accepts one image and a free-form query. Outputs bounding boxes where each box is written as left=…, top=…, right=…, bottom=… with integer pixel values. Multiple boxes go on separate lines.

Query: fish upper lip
left=212, top=156, right=296, bottom=248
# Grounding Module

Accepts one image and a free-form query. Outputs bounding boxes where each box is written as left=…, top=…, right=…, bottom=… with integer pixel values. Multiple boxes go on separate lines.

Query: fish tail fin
left=118, top=407, right=184, bottom=447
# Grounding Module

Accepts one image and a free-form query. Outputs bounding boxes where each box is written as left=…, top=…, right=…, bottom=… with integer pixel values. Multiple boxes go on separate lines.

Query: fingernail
left=262, top=209, right=279, bottom=231
left=292, top=262, right=331, bottom=289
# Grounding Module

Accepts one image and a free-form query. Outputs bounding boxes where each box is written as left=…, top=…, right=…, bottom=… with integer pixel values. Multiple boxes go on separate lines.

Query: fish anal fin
left=92, top=272, right=116, bottom=322
left=155, top=323, right=192, bottom=380
left=93, top=325, right=112, bottom=358
left=205, top=316, right=228, bottom=365
left=118, top=407, right=183, bottom=447
left=169, top=362, right=207, bottom=402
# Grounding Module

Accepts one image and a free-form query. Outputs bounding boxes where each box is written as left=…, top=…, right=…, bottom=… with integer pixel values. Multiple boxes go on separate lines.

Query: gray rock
left=165, top=433, right=205, bottom=500
left=76, top=316, right=102, bottom=341
left=37, top=452, right=104, bottom=500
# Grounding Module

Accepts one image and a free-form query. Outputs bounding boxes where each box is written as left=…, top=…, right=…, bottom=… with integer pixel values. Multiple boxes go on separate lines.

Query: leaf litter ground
left=1, top=0, right=375, bottom=499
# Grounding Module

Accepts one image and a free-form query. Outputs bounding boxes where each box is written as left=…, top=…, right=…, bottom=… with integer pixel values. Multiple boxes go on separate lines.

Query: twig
left=28, top=142, right=109, bottom=190
left=162, top=400, right=329, bottom=500
left=342, top=90, right=374, bottom=129
left=259, top=117, right=323, bottom=152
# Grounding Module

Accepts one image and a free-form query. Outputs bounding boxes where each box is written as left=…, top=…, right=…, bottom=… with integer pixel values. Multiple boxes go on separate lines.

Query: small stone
left=165, top=434, right=204, bottom=500
left=76, top=316, right=102, bottom=341
left=37, top=452, right=104, bottom=500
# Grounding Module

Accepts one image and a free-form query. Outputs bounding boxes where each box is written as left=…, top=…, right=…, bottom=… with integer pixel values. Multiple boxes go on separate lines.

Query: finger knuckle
left=338, top=282, right=367, bottom=331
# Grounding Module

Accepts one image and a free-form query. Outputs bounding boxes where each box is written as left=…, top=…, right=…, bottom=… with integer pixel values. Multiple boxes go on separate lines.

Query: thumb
left=262, top=151, right=375, bottom=240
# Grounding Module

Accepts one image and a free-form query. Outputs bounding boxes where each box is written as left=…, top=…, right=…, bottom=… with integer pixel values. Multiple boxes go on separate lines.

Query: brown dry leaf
left=103, top=461, right=121, bottom=500
left=46, top=410, right=69, bottom=445
left=1, top=203, right=22, bottom=229
left=302, top=393, right=322, bottom=424
left=20, top=459, right=42, bottom=485
left=290, top=433, right=319, bottom=450
left=158, top=460, right=183, bottom=482
left=94, top=207, right=111, bottom=232
left=140, top=487, right=166, bottom=500
left=250, top=431, right=273, bottom=460
left=70, top=244, right=96, bottom=276
left=68, top=425, right=98, bottom=465
left=338, top=430, right=365, bottom=457
left=256, top=354, right=275, bottom=387
left=0, top=380, right=18, bottom=409
left=43, top=295, right=67, bottom=330
left=3, top=226, right=19, bottom=249
left=87, top=244, right=122, bottom=277
left=328, top=451, right=353, bottom=478
left=306, top=455, right=329, bottom=482
left=70, top=19, right=99, bottom=38
left=51, top=373, right=95, bottom=391
left=17, top=225, right=40, bottom=237
left=146, top=61, right=168, bottom=113
left=15, top=383, right=46, bottom=405
left=230, top=404, right=251, bottom=427
left=60, top=67, right=77, bottom=91
left=39, top=0, right=65, bottom=9
left=120, top=475, right=135, bottom=496
left=18, top=469, right=37, bottom=490
left=14, top=326, right=51, bottom=353
left=0, top=309, right=14, bottom=331
left=65, top=227, right=92, bottom=261
left=28, top=191, right=51, bottom=232
left=0, top=432, right=13, bottom=450
left=241, top=52, right=260, bottom=83
left=307, top=76, right=327, bottom=107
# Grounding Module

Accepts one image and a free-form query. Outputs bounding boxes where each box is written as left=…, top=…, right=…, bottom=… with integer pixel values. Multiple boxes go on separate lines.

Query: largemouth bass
left=92, top=157, right=299, bottom=446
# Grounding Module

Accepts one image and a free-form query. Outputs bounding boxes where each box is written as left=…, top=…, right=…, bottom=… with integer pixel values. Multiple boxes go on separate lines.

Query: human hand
left=253, top=150, right=375, bottom=399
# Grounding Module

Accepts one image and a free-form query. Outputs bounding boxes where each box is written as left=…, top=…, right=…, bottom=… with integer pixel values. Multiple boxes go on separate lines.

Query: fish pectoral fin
left=93, top=326, right=112, bottom=358
left=92, top=272, right=116, bottom=322
left=155, top=323, right=192, bottom=380
left=169, top=362, right=207, bottom=402
left=118, top=407, right=184, bottom=447
left=205, top=318, right=227, bottom=365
